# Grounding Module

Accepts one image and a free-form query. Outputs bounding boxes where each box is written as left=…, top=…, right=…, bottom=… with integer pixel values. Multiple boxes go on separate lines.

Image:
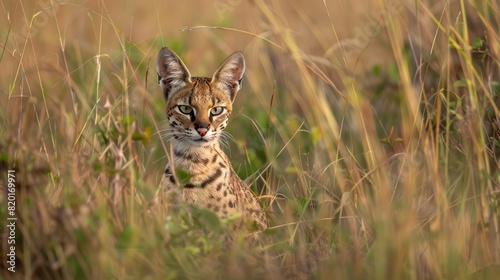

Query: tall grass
left=1, top=0, right=499, bottom=279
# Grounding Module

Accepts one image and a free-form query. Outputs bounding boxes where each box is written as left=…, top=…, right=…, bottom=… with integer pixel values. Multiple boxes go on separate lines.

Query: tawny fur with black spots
left=156, top=47, right=267, bottom=230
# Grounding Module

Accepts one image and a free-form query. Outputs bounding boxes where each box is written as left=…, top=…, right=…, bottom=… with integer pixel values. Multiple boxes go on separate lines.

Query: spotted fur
left=156, top=47, right=267, bottom=230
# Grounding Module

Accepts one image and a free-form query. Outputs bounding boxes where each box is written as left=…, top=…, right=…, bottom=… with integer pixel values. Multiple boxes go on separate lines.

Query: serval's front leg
left=160, top=164, right=182, bottom=212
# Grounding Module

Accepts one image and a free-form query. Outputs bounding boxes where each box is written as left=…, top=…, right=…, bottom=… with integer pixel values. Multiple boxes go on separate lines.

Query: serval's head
left=156, top=48, right=245, bottom=148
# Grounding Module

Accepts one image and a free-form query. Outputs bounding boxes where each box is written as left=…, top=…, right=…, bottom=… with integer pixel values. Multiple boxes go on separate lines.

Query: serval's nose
left=197, top=128, right=208, bottom=137
left=195, top=122, right=209, bottom=137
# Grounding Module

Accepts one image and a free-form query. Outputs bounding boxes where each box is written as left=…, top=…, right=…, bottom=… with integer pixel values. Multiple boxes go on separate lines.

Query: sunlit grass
left=1, top=0, right=499, bottom=279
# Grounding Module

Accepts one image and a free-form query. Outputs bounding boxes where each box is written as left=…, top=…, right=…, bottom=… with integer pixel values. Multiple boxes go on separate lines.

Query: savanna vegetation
left=1, top=0, right=499, bottom=279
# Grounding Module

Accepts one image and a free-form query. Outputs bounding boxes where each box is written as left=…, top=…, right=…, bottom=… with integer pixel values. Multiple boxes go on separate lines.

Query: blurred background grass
left=1, top=0, right=499, bottom=279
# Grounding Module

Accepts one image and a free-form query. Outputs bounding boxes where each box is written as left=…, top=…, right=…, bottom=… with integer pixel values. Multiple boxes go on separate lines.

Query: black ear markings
left=211, top=51, right=246, bottom=102
left=156, top=47, right=192, bottom=100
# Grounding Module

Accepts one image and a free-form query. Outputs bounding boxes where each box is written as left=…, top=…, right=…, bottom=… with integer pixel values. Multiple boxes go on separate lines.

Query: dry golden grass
left=1, top=0, right=499, bottom=279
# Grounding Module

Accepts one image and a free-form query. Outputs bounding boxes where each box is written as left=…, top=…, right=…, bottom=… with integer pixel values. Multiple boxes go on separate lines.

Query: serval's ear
left=211, top=51, right=245, bottom=102
left=156, top=47, right=191, bottom=100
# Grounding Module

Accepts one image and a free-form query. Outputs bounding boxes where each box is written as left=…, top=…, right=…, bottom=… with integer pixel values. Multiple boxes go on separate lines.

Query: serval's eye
left=178, top=105, right=193, bottom=115
left=210, top=106, right=225, bottom=116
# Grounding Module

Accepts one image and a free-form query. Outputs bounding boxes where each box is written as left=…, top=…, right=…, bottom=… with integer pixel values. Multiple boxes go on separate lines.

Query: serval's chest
left=172, top=145, right=238, bottom=218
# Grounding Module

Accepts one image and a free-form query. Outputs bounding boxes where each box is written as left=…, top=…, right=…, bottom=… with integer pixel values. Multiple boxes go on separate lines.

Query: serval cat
left=156, top=47, right=267, bottom=231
